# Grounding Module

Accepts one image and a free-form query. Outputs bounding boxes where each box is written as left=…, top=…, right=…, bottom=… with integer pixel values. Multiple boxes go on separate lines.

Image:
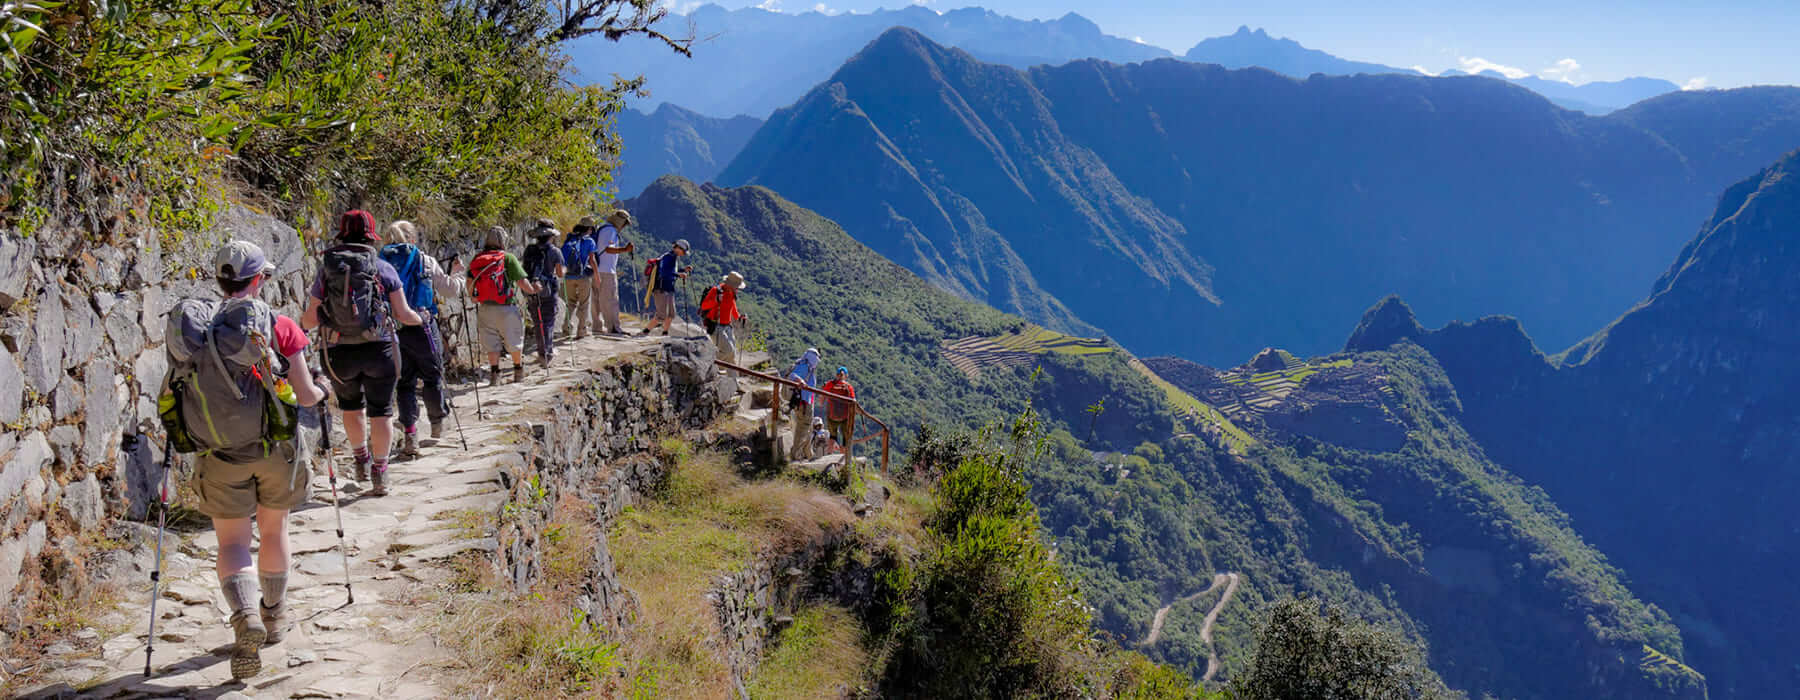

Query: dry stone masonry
left=0, top=207, right=313, bottom=639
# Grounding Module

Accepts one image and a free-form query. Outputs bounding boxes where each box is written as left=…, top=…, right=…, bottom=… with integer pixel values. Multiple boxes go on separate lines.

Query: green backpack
left=159, top=297, right=296, bottom=455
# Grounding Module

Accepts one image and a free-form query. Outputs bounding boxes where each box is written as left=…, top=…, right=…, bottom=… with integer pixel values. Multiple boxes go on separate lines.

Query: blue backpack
left=561, top=234, right=595, bottom=278
left=379, top=243, right=437, bottom=315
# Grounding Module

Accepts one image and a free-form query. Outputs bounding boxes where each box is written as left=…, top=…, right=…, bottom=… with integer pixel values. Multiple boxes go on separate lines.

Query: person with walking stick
left=640, top=239, right=691, bottom=337
left=156, top=241, right=327, bottom=680
left=521, top=219, right=566, bottom=365
left=591, top=209, right=635, bottom=335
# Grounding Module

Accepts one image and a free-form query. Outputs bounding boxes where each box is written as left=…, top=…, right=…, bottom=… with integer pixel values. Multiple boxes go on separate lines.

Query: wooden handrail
left=714, top=359, right=890, bottom=475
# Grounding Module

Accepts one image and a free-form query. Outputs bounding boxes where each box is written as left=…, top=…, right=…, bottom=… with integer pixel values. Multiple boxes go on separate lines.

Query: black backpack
left=522, top=242, right=560, bottom=296
left=319, top=244, right=391, bottom=343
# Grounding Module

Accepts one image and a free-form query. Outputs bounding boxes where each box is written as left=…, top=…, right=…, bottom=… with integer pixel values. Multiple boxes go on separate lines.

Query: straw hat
left=721, top=271, right=747, bottom=290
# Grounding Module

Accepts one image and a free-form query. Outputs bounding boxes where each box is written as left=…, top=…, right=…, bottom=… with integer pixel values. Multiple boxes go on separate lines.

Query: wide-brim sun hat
left=214, top=240, right=275, bottom=281
left=722, top=271, right=747, bottom=290
left=608, top=209, right=634, bottom=228
left=578, top=215, right=597, bottom=228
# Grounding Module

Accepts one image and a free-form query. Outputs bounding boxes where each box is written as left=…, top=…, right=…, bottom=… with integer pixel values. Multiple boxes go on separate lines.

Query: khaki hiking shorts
left=477, top=302, right=524, bottom=354
left=192, top=441, right=309, bottom=519
left=652, top=290, right=675, bottom=321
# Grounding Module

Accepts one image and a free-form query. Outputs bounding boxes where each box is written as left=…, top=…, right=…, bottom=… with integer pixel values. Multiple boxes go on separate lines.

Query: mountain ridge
left=1341, top=149, right=1800, bottom=698
left=720, top=27, right=1800, bottom=365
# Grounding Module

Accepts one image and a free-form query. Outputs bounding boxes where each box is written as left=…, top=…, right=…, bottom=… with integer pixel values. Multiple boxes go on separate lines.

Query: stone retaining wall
left=495, top=338, right=734, bottom=632
left=0, top=207, right=314, bottom=637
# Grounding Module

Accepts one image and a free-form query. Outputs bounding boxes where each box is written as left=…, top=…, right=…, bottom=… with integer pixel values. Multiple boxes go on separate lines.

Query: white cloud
left=1411, top=65, right=1441, bottom=77
left=811, top=2, right=838, bottom=13
left=1132, top=36, right=1147, bottom=44
left=1539, top=58, right=1581, bottom=84
left=754, top=0, right=779, bottom=10
left=1457, top=56, right=1529, bottom=80
left=1682, top=76, right=1709, bottom=91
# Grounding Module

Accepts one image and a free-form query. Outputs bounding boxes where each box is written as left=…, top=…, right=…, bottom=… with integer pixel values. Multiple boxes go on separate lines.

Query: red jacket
left=821, top=378, right=856, bottom=421
left=704, top=284, right=744, bottom=325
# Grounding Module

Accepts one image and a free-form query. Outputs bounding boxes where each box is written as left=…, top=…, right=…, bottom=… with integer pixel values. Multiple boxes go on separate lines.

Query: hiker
left=813, top=413, right=831, bottom=458
left=591, top=209, right=635, bottom=335
left=559, top=218, right=598, bottom=338
left=302, top=210, right=423, bottom=497
left=785, top=347, right=822, bottom=461
left=379, top=220, right=462, bottom=458
left=640, top=239, right=691, bottom=336
left=167, top=241, right=327, bottom=680
left=521, top=219, right=566, bottom=363
left=468, top=225, right=541, bottom=384
left=700, top=271, right=748, bottom=364
left=821, top=366, right=857, bottom=465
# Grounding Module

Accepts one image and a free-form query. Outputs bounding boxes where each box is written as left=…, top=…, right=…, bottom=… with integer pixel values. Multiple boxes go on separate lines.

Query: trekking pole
left=142, top=435, right=170, bottom=677
left=315, top=379, right=355, bottom=607
left=433, top=314, right=469, bottom=451
left=459, top=302, right=486, bottom=419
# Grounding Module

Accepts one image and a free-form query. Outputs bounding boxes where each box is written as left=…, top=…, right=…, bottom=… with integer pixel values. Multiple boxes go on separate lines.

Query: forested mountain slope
left=720, top=28, right=1800, bottom=365
left=1346, top=149, right=1800, bottom=699
left=618, top=176, right=1701, bottom=698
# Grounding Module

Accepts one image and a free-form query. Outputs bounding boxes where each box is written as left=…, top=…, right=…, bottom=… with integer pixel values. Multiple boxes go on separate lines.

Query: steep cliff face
left=0, top=208, right=314, bottom=636
left=1343, top=150, right=1800, bottom=698
left=722, top=28, right=1800, bottom=364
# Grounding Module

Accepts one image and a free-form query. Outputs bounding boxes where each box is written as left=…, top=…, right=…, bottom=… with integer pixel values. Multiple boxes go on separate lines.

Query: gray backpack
left=164, top=297, right=293, bottom=454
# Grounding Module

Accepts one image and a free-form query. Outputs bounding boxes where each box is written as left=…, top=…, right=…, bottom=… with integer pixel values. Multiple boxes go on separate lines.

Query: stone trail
left=20, top=331, right=677, bottom=700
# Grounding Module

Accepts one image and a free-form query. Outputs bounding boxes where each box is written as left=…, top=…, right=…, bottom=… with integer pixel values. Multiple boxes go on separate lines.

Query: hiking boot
left=400, top=431, right=420, bottom=459
left=352, top=457, right=369, bottom=482
left=260, top=600, right=288, bottom=646
left=229, top=610, right=267, bottom=679
left=512, top=365, right=525, bottom=383
left=489, top=366, right=504, bottom=387
left=638, top=328, right=652, bottom=336
left=430, top=420, right=444, bottom=440
left=368, top=465, right=388, bottom=497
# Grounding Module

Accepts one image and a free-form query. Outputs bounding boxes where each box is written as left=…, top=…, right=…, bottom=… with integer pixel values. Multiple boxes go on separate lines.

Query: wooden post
left=770, top=377, right=784, bottom=463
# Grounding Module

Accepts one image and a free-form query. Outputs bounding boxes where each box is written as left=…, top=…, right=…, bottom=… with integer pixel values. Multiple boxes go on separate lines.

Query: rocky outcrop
left=0, top=206, right=310, bottom=637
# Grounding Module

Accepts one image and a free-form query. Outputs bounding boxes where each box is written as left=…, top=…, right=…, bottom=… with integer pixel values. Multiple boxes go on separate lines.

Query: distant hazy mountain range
left=573, top=7, right=1680, bottom=122
left=716, top=27, right=1800, bottom=365
left=1188, top=26, right=1678, bottom=113
left=612, top=104, right=763, bottom=198
left=567, top=4, right=1170, bottom=118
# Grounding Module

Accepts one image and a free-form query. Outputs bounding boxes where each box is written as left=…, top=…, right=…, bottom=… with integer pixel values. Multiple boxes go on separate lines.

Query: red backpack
left=471, top=250, right=512, bottom=304
left=699, top=284, right=723, bottom=320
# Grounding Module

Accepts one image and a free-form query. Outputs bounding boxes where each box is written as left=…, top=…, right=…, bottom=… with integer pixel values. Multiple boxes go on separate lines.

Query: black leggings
left=396, top=321, right=446, bottom=428
left=325, top=340, right=399, bottom=418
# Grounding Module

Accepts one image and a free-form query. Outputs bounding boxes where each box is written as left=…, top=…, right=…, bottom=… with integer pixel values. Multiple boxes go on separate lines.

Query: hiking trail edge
left=24, top=333, right=671, bottom=700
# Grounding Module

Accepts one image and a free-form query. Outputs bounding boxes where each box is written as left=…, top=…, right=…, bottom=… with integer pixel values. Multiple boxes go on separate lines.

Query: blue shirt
left=787, top=349, right=821, bottom=402
left=654, top=252, right=680, bottom=292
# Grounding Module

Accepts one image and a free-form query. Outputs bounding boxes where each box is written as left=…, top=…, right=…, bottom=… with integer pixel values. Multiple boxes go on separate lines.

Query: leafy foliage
left=881, top=409, right=1213, bottom=699
left=1233, top=597, right=1452, bottom=700
left=1, top=0, right=684, bottom=239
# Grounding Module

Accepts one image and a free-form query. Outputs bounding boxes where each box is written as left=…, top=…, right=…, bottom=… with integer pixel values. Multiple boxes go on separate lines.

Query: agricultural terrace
left=1215, top=358, right=1355, bottom=418
left=940, top=325, right=1111, bottom=378
left=1126, top=359, right=1257, bottom=454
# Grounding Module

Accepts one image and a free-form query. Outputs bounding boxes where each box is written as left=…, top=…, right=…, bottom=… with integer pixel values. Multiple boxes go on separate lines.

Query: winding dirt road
left=1139, top=571, right=1243, bottom=682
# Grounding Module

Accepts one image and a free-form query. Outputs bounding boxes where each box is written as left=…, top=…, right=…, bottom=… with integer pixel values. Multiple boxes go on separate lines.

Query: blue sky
left=689, top=0, right=1799, bottom=88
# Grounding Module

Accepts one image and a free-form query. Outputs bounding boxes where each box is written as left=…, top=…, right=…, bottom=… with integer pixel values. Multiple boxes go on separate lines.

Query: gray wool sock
left=259, top=570, right=288, bottom=608
left=220, top=572, right=259, bottom=616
